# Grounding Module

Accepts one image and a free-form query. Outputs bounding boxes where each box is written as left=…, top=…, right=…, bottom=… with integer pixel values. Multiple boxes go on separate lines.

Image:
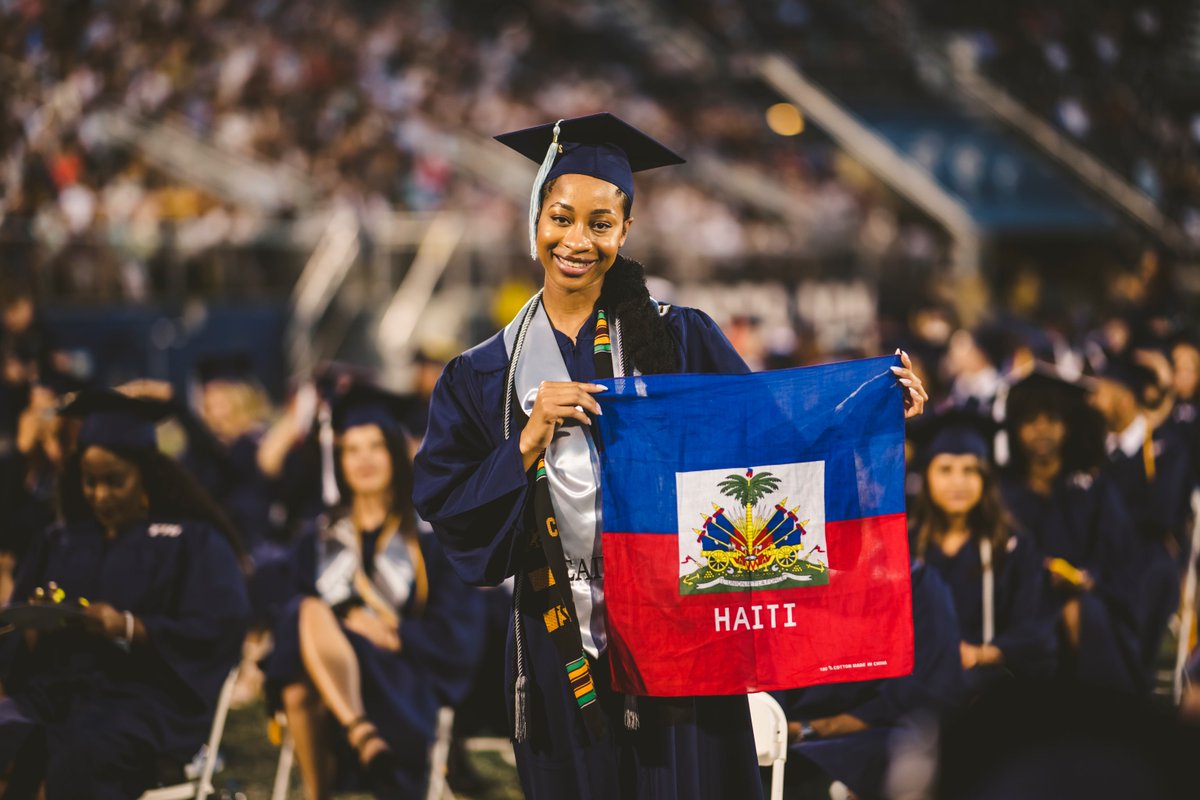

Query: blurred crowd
left=911, top=0, right=1200, bottom=245
left=4, top=226, right=1200, bottom=795
left=1, top=0, right=944, bottom=300
left=3, top=0, right=1200, bottom=797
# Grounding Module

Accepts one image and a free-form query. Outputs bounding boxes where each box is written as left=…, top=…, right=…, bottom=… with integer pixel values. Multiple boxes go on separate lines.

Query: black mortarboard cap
left=1087, top=354, right=1158, bottom=396
left=1005, top=364, right=1090, bottom=426
left=38, top=369, right=90, bottom=396
left=494, top=112, right=685, bottom=259
left=910, top=407, right=999, bottom=469
left=331, top=383, right=420, bottom=438
left=60, top=389, right=173, bottom=451
left=195, top=351, right=256, bottom=384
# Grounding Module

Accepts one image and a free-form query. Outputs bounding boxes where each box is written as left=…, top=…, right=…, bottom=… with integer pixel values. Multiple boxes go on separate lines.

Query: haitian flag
left=594, top=355, right=913, bottom=696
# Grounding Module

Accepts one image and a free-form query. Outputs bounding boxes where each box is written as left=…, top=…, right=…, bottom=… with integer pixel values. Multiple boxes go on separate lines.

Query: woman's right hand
left=519, top=381, right=607, bottom=470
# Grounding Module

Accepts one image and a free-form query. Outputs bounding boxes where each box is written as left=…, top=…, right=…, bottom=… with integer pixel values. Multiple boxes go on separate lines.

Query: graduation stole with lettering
left=503, top=292, right=613, bottom=743
left=501, top=257, right=679, bottom=742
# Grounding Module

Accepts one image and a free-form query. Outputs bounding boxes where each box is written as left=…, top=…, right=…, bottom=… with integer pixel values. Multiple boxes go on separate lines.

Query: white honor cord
left=980, top=537, right=994, bottom=645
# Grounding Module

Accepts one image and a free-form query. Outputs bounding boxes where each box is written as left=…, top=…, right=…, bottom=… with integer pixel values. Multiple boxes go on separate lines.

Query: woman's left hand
left=343, top=607, right=401, bottom=653
left=891, top=350, right=928, bottom=419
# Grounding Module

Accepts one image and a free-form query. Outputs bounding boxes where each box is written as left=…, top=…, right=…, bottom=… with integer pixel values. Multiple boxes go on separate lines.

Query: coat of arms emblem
left=676, top=462, right=829, bottom=595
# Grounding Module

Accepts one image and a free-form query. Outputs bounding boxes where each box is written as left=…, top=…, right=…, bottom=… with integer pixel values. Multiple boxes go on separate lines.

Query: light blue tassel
left=528, top=119, right=564, bottom=260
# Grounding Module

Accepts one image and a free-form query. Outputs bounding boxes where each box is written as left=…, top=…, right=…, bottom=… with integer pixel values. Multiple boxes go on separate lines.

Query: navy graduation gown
left=413, top=305, right=761, bottom=800
left=180, top=425, right=277, bottom=553
left=263, top=522, right=485, bottom=797
left=1104, top=418, right=1196, bottom=549
left=924, top=533, right=1057, bottom=685
left=1000, top=472, right=1143, bottom=692
left=776, top=564, right=964, bottom=800
left=1102, top=423, right=1191, bottom=690
left=0, top=519, right=249, bottom=799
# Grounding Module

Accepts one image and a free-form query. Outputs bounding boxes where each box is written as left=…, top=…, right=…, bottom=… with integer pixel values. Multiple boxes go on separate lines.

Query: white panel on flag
left=674, top=461, right=827, bottom=596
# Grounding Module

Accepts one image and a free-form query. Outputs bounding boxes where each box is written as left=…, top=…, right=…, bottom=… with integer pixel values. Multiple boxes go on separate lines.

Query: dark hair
left=911, top=454, right=1013, bottom=572
left=1005, top=387, right=1106, bottom=477
left=61, top=445, right=244, bottom=558
left=333, top=424, right=417, bottom=533
left=540, top=176, right=633, bottom=219
left=597, top=256, right=680, bottom=375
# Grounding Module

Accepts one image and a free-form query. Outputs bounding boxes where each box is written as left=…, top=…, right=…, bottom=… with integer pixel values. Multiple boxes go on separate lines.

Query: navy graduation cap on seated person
left=1005, top=364, right=1091, bottom=419
left=331, top=383, right=420, bottom=438
left=321, top=382, right=419, bottom=507
left=494, top=112, right=686, bottom=258
left=59, top=388, right=173, bottom=452
left=910, top=407, right=1000, bottom=468
left=1087, top=353, right=1159, bottom=396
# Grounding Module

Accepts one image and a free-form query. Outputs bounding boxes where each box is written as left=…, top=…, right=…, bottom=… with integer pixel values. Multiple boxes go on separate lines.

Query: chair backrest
left=747, top=692, right=789, bottom=767
left=272, top=705, right=458, bottom=800
left=139, top=665, right=240, bottom=800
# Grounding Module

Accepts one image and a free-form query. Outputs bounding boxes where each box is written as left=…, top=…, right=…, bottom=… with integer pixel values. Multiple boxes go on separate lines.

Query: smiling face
left=81, top=445, right=149, bottom=534
left=1016, top=411, right=1066, bottom=462
left=925, top=453, right=984, bottom=518
left=536, top=173, right=633, bottom=298
left=339, top=423, right=394, bottom=498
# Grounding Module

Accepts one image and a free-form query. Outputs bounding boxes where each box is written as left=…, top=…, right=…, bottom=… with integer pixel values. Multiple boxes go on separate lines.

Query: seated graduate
left=998, top=368, right=1143, bottom=693
left=1088, top=355, right=1190, bottom=690
left=262, top=382, right=484, bottom=800
left=0, top=389, right=249, bottom=800
left=910, top=409, right=1056, bottom=692
left=412, top=112, right=929, bottom=800
left=775, top=561, right=964, bottom=800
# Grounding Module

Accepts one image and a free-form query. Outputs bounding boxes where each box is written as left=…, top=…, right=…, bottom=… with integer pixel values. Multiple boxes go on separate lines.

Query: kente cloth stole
left=502, top=292, right=622, bottom=743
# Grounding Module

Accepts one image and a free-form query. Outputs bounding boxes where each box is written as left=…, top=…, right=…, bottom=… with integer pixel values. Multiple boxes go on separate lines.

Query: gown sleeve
left=667, top=307, right=751, bottom=375
left=991, top=536, right=1057, bottom=679
left=139, top=524, right=250, bottom=704
left=413, top=352, right=533, bottom=587
left=1086, top=479, right=1141, bottom=627
left=397, top=534, right=486, bottom=706
left=851, top=565, right=965, bottom=726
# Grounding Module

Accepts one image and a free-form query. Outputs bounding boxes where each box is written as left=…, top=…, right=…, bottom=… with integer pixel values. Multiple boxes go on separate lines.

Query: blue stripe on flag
left=594, top=356, right=906, bottom=532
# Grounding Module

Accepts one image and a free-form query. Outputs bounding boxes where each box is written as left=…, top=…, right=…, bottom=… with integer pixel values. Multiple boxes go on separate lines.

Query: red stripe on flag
left=602, top=513, right=913, bottom=696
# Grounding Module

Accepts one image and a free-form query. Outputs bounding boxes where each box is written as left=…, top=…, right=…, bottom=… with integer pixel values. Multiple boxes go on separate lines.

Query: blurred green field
left=213, top=699, right=522, bottom=800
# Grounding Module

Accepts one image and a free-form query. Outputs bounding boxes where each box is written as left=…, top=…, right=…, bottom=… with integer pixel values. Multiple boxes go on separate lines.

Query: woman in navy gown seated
left=910, top=409, right=1056, bottom=693
left=0, top=389, right=250, bottom=799
left=998, top=370, right=1143, bottom=692
left=263, top=383, right=483, bottom=800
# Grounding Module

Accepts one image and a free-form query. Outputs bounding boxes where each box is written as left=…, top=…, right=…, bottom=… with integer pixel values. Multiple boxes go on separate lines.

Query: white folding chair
left=271, top=706, right=457, bottom=800
left=748, top=692, right=788, bottom=800
left=140, top=665, right=240, bottom=800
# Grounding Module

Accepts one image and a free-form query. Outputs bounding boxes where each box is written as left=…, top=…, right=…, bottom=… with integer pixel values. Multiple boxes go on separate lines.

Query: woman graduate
left=910, top=410, right=1056, bottom=693
left=0, top=389, right=249, bottom=799
left=998, top=370, right=1143, bottom=692
left=263, top=383, right=484, bottom=800
left=412, top=113, right=928, bottom=799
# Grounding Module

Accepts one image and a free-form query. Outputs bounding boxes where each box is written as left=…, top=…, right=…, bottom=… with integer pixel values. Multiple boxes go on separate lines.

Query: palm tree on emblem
left=718, top=468, right=780, bottom=549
